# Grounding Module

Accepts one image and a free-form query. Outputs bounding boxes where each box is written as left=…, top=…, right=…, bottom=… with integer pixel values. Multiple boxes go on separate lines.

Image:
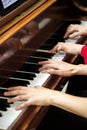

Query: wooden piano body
left=0, top=0, right=87, bottom=130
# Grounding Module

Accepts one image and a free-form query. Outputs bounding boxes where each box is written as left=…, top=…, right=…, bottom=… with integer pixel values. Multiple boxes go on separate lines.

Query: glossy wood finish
left=0, top=0, right=56, bottom=44
left=72, top=0, right=87, bottom=12
left=0, top=0, right=39, bottom=27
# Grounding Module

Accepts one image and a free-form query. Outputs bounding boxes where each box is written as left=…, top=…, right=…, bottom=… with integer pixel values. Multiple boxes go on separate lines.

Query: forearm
left=49, top=90, right=87, bottom=118
left=75, top=64, right=87, bottom=75
left=71, top=44, right=84, bottom=55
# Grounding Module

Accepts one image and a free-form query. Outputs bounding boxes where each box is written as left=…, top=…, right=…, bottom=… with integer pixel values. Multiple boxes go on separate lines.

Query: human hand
left=4, top=86, right=53, bottom=110
left=49, top=42, right=83, bottom=55
left=64, top=24, right=87, bottom=39
left=39, top=60, right=77, bottom=77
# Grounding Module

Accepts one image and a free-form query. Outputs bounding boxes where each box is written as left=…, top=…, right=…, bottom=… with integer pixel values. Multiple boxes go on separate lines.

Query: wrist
left=70, top=64, right=79, bottom=76
left=49, top=90, right=61, bottom=106
left=75, top=64, right=87, bottom=75
left=76, top=44, right=84, bottom=54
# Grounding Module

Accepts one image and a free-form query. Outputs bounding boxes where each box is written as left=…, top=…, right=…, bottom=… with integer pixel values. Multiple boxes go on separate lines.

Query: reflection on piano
left=0, top=0, right=87, bottom=130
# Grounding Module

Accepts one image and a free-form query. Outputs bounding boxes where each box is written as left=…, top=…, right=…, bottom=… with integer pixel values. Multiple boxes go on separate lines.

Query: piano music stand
left=0, top=0, right=20, bottom=16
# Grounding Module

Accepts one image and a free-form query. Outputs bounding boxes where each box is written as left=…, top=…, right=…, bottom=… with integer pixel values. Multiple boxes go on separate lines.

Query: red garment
left=80, top=45, right=87, bottom=64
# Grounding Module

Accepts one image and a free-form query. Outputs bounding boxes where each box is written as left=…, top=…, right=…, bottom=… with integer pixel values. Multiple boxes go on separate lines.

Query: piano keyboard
left=0, top=20, right=87, bottom=130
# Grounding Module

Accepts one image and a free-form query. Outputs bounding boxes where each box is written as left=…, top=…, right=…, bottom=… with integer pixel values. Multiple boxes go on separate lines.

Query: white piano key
left=52, top=51, right=66, bottom=61
left=0, top=103, right=26, bottom=130
left=28, top=72, right=50, bottom=86
left=81, top=21, right=87, bottom=26
left=65, top=38, right=80, bottom=43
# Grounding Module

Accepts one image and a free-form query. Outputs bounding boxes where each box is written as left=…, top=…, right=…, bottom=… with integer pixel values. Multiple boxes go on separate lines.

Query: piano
left=0, top=0, right=87, bottom=130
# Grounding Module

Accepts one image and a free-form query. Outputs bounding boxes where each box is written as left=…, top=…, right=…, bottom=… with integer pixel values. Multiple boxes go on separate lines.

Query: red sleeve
left=80, top=45, right=87, bottom=64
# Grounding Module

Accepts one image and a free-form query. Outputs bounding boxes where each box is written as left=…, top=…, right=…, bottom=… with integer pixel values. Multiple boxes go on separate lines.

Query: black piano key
left=3, top=99, right=10, bottom=108
left=40, top=34, right=65, bottom=50
left=50, top=36, right=65, bottom=43
left=0, top=88, right=13, bottom=97
left=19, top=63, right=41, bottom=73
left=33, top=51, right=53, bottom=59
left=40, top=44, right=55, bottom=50
left=44, top=38, right=59, bottom=45
left=0, top=106, right=7, bottom=111
left=45, top=34, right=65, bottom=44
left=0, top=77, right=8, bottom=85
left=49, top=36, right=64, bottom=43
left=2, top=78, right=29, bottom=88
left=0, top=88, right=8, bottom=97
left=11, top=71, right=35, bottom=80
left=0, top=98, right=10, bottom=111
left=0, top=113, right=2, bottom=117
left=0, top=88, right=15, bottom=99
left=28, top=57, right=47, bottom=63
left=49, top=33, right=59, bottom=38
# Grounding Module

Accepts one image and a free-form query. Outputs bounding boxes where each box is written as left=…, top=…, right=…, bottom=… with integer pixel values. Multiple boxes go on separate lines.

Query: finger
left=15, top=101, right=30, bottom=110
left=63, top=25, right=76, bottom=38
left=7, top=86, right=20, bottom=90
left=47, top=69, right=59, bottom=75
left=39, top=65, right=50, bottom=72
left=38, top=60, right=50, bottom=65
left=39, top=63, right=56, bottom=72
left=49, top=45, right=58, bottom=53
left=7, top=86, right=25, bottom=91
left=4, top=90, right=18, bottom=96
left=4, top=87, right=27, bottom=96
left=64, top=30, right=75, bottom=39
left=7, top=95, right=27, bottom=103
left=69, top=31, right=81, bottom=38
left=49, top=42, right=64, bottom=53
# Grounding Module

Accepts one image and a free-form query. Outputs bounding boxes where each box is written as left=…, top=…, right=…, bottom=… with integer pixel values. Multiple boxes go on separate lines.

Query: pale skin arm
left=63, top=24, right=87, bottom=39
left=4, top=86, right=87, bottom=118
